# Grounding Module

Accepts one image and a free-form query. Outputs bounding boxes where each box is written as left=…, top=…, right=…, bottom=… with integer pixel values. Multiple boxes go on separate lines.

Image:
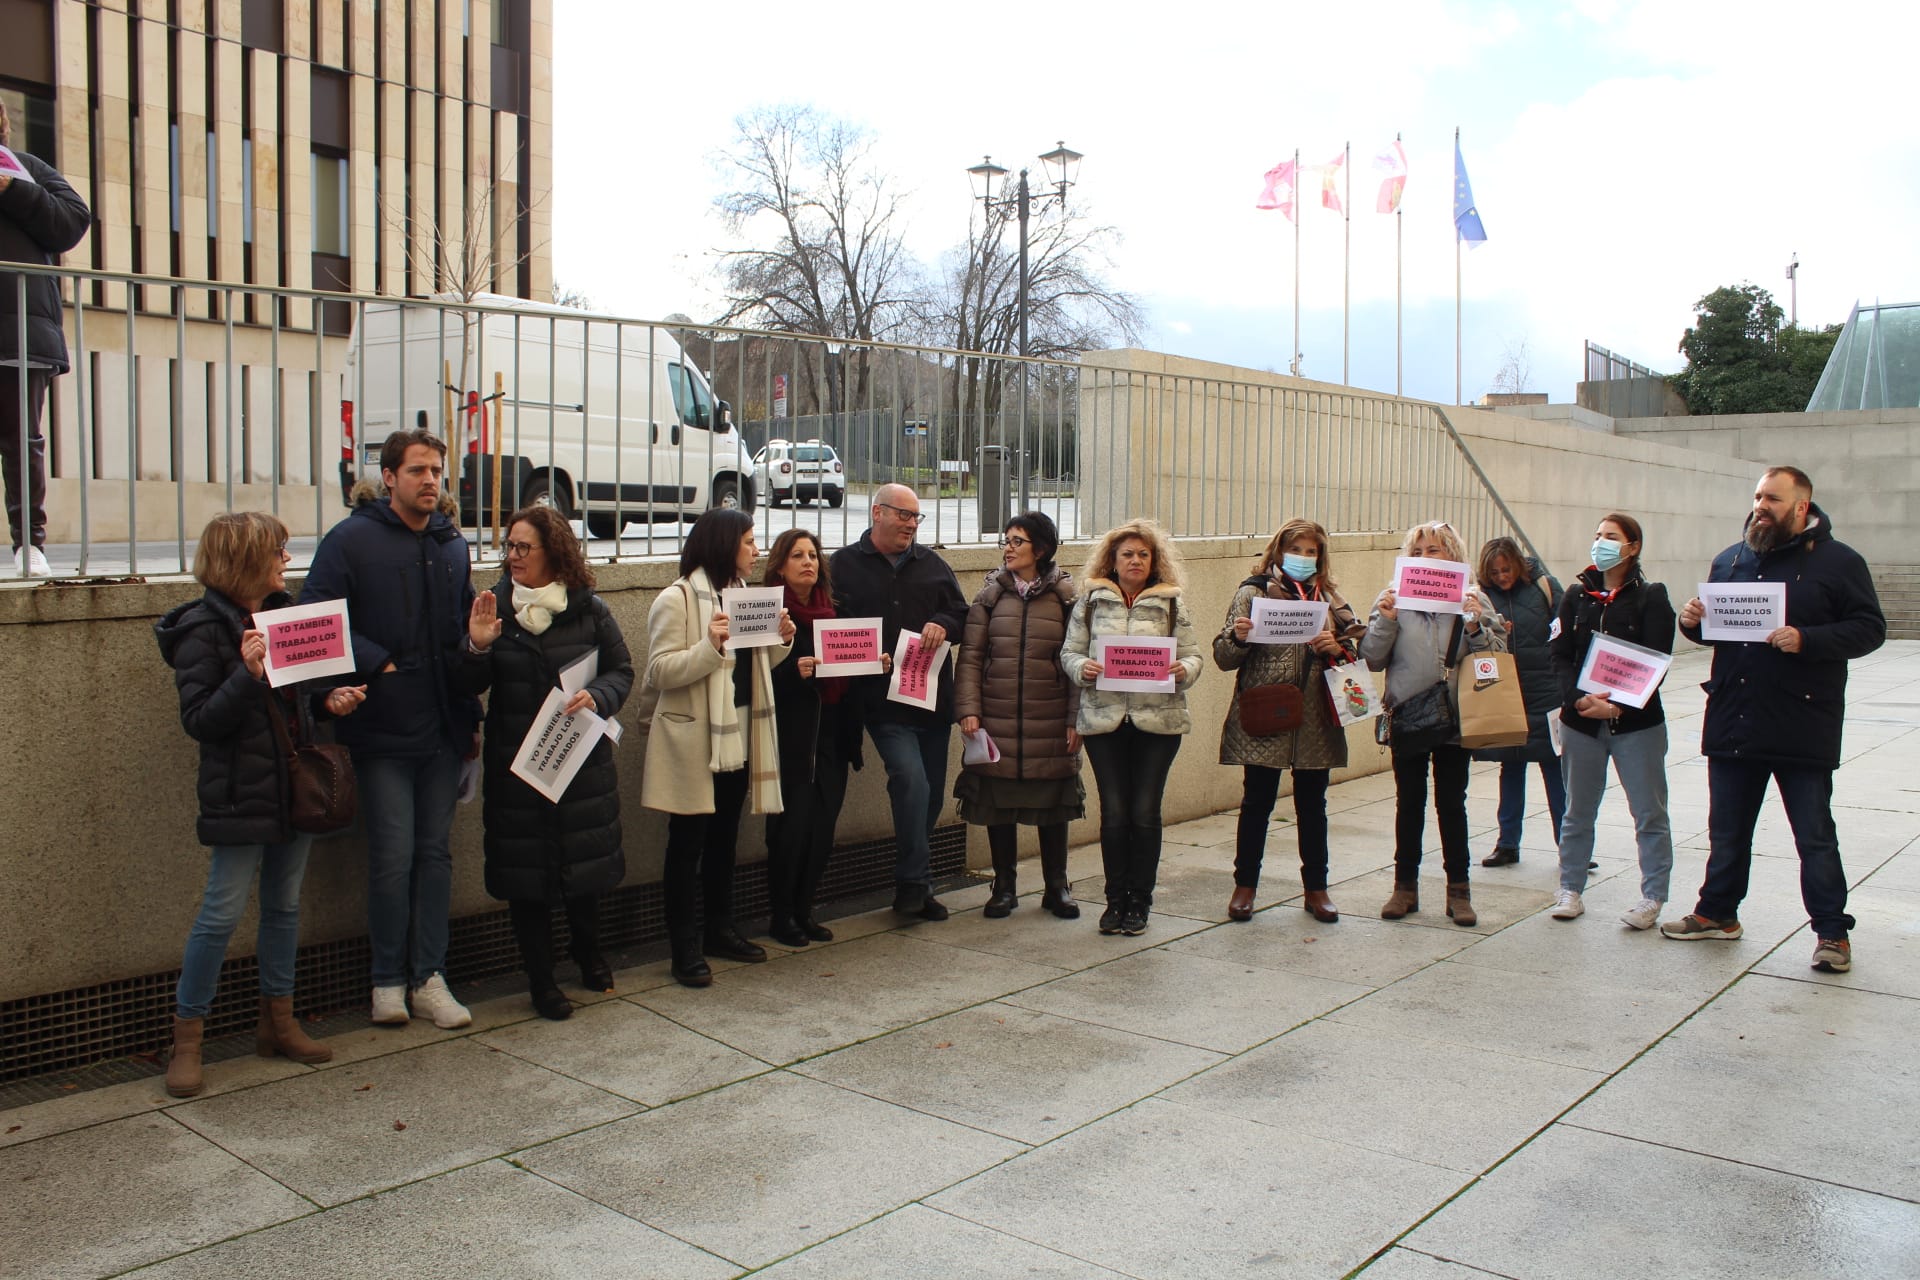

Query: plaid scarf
left=686, top=569, right=784, bottom=815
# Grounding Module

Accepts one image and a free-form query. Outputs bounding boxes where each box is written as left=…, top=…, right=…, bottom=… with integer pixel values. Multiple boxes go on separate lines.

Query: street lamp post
left=967, top=142, right=1082, bottom=513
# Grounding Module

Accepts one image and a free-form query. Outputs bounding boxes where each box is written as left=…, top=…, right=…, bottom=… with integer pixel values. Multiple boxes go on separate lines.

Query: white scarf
left=686, top=568, right=784, bottom=814
left=512, top=580, right=569, bottom=635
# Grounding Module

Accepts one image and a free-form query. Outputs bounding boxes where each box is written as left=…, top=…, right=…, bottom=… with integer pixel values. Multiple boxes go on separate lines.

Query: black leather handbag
left=1382, top=616, right=1465, bottom=757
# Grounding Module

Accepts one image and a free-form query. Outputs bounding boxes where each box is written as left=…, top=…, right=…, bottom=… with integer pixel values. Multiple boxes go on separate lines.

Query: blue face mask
left=1281, top=553, right=1319, bottom=583
left=1591, top=539, right=1626, bottom=571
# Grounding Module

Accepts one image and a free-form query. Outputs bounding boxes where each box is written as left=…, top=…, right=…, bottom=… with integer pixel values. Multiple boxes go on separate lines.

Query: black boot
left=669, top=936, right=712, bottom=988
left=1037, top=823, right=1079, bottom=919
left=769, top=916, right=810, bottom=948
left=1098, top=897, right=1126, bottom=935
left=984, top=824, right=1019, bottom=918
left=704, top=922, right=768, bottom=963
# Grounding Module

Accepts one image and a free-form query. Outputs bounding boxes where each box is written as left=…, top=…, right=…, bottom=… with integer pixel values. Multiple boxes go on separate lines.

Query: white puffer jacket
left=1060, top=579, right=1204, bottom=736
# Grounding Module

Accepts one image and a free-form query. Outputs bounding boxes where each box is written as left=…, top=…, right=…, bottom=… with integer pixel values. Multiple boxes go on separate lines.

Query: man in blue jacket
left=1664, top=466, right=1885, bottom=974
left=303, top=430, right=479, bottom=1028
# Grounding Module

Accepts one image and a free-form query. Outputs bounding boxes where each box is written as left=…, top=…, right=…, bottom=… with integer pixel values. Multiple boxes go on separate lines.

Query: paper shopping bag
left=1456, top=652, right=1529, bottom=750
left=1323, top=660, right=1383, bottom=728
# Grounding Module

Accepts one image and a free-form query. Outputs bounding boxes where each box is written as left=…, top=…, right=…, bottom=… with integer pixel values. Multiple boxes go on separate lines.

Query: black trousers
left=1392, top=744, right=1472, bottom=885
left=1084, top=721, right=1182, bottom=903
left=664, top=767, right=749, bottom=942
left=765, top=714, right=851, bottom=926
left=507, top=895, right=601, bottom=988
left=1, top=367, right=50, bottom=551
left=1234, top=766, right=1332, bottom=891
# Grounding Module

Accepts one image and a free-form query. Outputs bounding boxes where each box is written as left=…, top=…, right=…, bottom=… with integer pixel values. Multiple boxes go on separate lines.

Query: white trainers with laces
left=14, top=546, right=51, bottom=577
left=1549, top=889, right=1585, bottom=920
left=1619, top=898, right=1663, bottom=931
left=409, top=973, right=472, bottom=1028
left=370, top=984, right=409, bottom=1025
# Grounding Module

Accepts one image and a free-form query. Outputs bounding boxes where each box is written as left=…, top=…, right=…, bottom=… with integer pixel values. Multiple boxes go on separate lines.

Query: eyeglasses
left=275, top=544, right=291, bottom=559
left=503, top=540, right=542, bottom=558
left=876, top=503, right=926, bottom=525
left=1000, top=535, right=1031, bottom=549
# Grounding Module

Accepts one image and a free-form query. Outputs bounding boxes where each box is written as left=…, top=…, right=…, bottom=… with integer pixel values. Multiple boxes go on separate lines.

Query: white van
left=339, top=294, right=756, bottom=534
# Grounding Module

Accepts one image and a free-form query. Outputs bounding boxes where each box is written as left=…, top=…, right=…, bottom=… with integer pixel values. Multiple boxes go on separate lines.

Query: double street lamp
left=967, top=142, right=1083, bottom=511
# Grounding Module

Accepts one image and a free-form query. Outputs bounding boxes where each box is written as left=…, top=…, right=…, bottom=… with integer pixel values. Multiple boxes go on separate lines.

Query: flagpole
left=1342, top=141, right=1351, bottom=385
left=1395, top=131, right=1403, bottom=397
left=1292, top=147, right=1300, bottom=376
left=1455, top=126, right=1463, bottom=406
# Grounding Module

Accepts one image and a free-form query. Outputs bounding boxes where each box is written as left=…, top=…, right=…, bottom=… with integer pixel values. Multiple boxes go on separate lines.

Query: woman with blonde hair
left=1061, top=519, right=1203, bottom=935
left=154, top=512, right=366, bottom=1095
left=1360, top=520, right=1502, bottom=926
left=1215, top=517, right=1365, bottom=923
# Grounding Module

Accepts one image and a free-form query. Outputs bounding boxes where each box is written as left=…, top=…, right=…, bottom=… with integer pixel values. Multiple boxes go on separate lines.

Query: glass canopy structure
left=1807, top=301, right=1920, bottom=410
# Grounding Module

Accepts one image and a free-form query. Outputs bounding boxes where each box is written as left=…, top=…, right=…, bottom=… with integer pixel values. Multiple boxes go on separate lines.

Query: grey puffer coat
left=1214, top=575, right=1365, bottom=770
left=954, top=566, right=1080, bottom=781
left=1472, top=561, right=1562, bottom=763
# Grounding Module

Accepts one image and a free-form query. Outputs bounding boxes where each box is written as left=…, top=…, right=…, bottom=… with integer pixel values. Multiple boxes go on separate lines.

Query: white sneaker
left=371, top=984, right=409, bottom=1025
left=409, top=973, right=472, bottom=1029
left=1549, top=889, right=1585, bottom=920
left=1620, top=898, right=1663, bottom=931
left=14, top=546, right=50, bottom=577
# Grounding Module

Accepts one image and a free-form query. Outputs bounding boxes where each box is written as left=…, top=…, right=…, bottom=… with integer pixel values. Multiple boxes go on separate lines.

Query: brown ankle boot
left=1381, top=884, right=1419, bottom=919
left=256, top=996, right=334, bottom=1064
left=1445, top=882, right=1477, bottom=927
left=166, top=1016, right=205, bottom=1098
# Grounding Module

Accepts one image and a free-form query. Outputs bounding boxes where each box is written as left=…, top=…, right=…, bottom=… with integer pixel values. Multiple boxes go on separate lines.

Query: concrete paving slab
left=476, top=996, right=772, bottom=1105
left=117, top=1158, right=736, bottom=1279
left=1749, top=884, right=1920, bottom=1000
left=1080, top=859, right=1234, bottom=924
left=1, top=1113, right=311, bottom=1279
left=1165, top=905, right=1476, bottom=988
left=925, top=892, right=1209, bottom=965
left=1406, top=1124, right=1920, bottom=1280
left=1001, top=945, right=1370, bottom=1054
left=1333, top=868, right=1557, bottom=935
left=0, top=1051, right=306, bottom=1151
left=793, top=1003, right=1222, bottom=1144
left=1164, top=1018, right=1604, bottom=1174
left=632, top=931, right=1067, bottom=1066
left=1352, top=1248, right=1503, bottom=1278
left=169, top=1037, right=637, bottom=1206
left=751, top=1203, right=1129, bottom=1279
left=930, top=1097, right=1466, bottom=1280
left=1860, top=849, right=1920, bottom=894
left=306, top=989, right=533, bottom=1069
left=1565, top=976, right=1920, bottom=1202
left=522, top=1070, right=1022, bottom=1270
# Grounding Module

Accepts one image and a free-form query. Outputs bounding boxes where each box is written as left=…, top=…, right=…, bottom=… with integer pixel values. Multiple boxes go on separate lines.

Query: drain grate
left=0, top=825, right=967, bottom=1092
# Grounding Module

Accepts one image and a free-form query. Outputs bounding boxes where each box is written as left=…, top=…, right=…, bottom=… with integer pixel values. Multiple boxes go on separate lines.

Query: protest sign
left=253, top=599, right=358, bottom=687
left=720, top=586, right=787, bottom=650
left=1248, top=597, right=1329, bottom=645
left=509, top=687, right=607, bottom=802
left=558, top=650, right=597, bottom=696
left=1092, top=635, right=1178, bottom=693
left=1392, top=557, right=1470, bottom=614
left=1698, top=582, right=1786, bottom=642
left=1323, top=660, right=1383, bottom=727
left=1575, top=633, right=1672, bottom=710
left=886, top=632, right=951, bottom=710
left=813, top=617, right=886, bottom=676
left=0, top=147, right=36, bottom=185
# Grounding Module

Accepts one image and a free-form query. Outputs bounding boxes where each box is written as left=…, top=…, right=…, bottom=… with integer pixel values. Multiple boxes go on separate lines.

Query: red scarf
left=783, top=584, right=845, bottom=704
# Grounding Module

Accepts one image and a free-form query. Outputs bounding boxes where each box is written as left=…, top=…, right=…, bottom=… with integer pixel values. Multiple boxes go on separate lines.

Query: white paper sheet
left=1392, top=557, right=1470, bottom=614
left=1248, top=597, right=1329, bottom=645
left=813, top=616, right=886, bottom=676
left=1092, top=635, right=1177, bottom=693
left=1698, top=581, right=1786, bottom=643
left=509, top=686, right=608, bottom=802
left=720, top=585, right=787, bottom=650
left=886, top=632, right=951, bottom=710
left=1575, top=632, right=1673, bottom=710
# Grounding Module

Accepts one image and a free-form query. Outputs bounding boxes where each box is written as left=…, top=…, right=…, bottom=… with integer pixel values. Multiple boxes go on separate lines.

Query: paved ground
left=6, top=644, right=1920, bottom=1278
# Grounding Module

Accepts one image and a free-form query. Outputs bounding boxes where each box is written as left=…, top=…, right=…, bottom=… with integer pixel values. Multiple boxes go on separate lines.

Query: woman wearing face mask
left=1214, top=518, right=1365, bottom=923
left=955, top=512, right=1084, bottom=921
left=1548, top=513, right=1676, bottom=930
left=1472, top=537, right=1567, bottom=868
left=1361, top=520, right=1503, bottom=926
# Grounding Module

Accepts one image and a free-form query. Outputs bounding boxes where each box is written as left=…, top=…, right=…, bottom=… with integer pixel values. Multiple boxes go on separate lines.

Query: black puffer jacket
left=456, top=578, right=633, bottom=902
left=1550, top=565, right=1675, bottom=741
left=1475, top=561, right=1563, bottom=763
left=453, top=579, right=633, bottom=901
left=155, top=588, right=317, bottom=847
left=0, top=150, right=91, bottom=372
left=1680, top=504, right=1885, bottom=768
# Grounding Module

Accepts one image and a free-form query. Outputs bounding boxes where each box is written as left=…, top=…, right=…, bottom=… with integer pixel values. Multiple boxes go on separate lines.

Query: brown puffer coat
left=1214, top=575, right=1365, bottom=770
left=954, top=566, right=1080, bottom=781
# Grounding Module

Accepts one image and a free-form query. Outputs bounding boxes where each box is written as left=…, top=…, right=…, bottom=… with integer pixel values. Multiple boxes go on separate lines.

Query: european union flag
left=1454, top=141, right=1487, bottom=246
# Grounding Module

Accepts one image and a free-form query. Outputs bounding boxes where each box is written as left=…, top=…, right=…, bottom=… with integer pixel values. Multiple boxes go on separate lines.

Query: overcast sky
left=551, top=0, right=1915, bottom=406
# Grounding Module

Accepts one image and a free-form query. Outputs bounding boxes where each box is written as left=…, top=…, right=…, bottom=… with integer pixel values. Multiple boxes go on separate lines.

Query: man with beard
left=1665, top=466, right=1884, bottom=973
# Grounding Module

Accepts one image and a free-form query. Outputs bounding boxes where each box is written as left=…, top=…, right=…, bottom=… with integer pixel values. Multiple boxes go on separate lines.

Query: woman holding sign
left=1061, top=519, right=1203, bottom=936
left=155, top=512, right=366, bottom=1096
left=1214, top=518, right=1365, bottom=923
left=460, top=507, right=633, bottom=1020
left=955, top=512, right=1085, bottom=921
left=1547, top=513, right=1676, bottom=930
left=640, top=508, right=794, bottom=988
left=1361, top=520, right=1503, bottom=927
left=1472, top=538, right=1567, bottom=868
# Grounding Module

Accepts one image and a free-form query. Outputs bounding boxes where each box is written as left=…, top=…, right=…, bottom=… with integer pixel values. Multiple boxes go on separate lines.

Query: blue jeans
left=1697, top=758, right=1854, bottom=940
left=357, top=748, right=462, bottom=987
left=866, top=719, right=951, bottom=891
left=1496, top=757, right=1567, bottom=849
left=1557, top=722, right=1672, bottom=901
left=175, top=835, right=315, bottom=1019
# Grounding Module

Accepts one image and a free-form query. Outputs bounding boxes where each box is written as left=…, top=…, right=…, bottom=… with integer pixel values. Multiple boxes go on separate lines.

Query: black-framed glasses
left=503, top=539, right=542, bottom=558
left=876, top=503, right=926, bottom=524
left=1000, top=535, right=1031, bottom=549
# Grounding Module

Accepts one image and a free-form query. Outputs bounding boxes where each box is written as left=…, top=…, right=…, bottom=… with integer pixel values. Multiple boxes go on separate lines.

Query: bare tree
left=1491, top=337, right=1534, bottom=396
left=551, top=280, right=594, bottom=309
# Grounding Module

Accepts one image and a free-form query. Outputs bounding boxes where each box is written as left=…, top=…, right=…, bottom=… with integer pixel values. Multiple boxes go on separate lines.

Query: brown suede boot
left=165, top=1016, right=205, bottom=1098
left=255, top=996, right=334, bottom=1064
left=1445, top=882, right=1477, bottom=927
left=1380, top=884, right=1419, bottom=919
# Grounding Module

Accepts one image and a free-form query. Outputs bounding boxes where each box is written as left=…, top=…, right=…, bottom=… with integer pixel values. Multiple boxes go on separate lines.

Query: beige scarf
left=511, top=580, right=569, bottom=635
left=686, top=569, right=783, bottom=815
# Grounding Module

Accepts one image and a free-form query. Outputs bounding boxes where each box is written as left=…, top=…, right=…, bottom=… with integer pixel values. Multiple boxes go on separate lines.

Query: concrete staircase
left=1873, top=566, right=1920, bottom=640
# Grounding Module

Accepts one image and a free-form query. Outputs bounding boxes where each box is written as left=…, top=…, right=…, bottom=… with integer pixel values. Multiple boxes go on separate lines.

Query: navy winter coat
left=455, top=578, right=632, bottom=902
left=0, top=150, right=91, bottom=372
left=1550, top=565, right=1675, bottom=742
left=1474, top=561, right=1563, bottom=763
left=1680, top=503, right=1885, bottom=769
left=299, top=499, right=479, bottom=757
left=827, top=531, right=968, bottom=730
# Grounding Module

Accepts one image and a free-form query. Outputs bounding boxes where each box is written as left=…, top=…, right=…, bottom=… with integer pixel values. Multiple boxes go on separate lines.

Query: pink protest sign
left=1391, top=557, right=1470, bottom=614
left=813, top=617, right=885, bottom=676
left=886, top=631, right=951, bottom=710
left=1575, top=633, right=1672, bottom=710
left=253, top=599, right=358, bottom=687
left=1092, top=635, right=1177, bottom=693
